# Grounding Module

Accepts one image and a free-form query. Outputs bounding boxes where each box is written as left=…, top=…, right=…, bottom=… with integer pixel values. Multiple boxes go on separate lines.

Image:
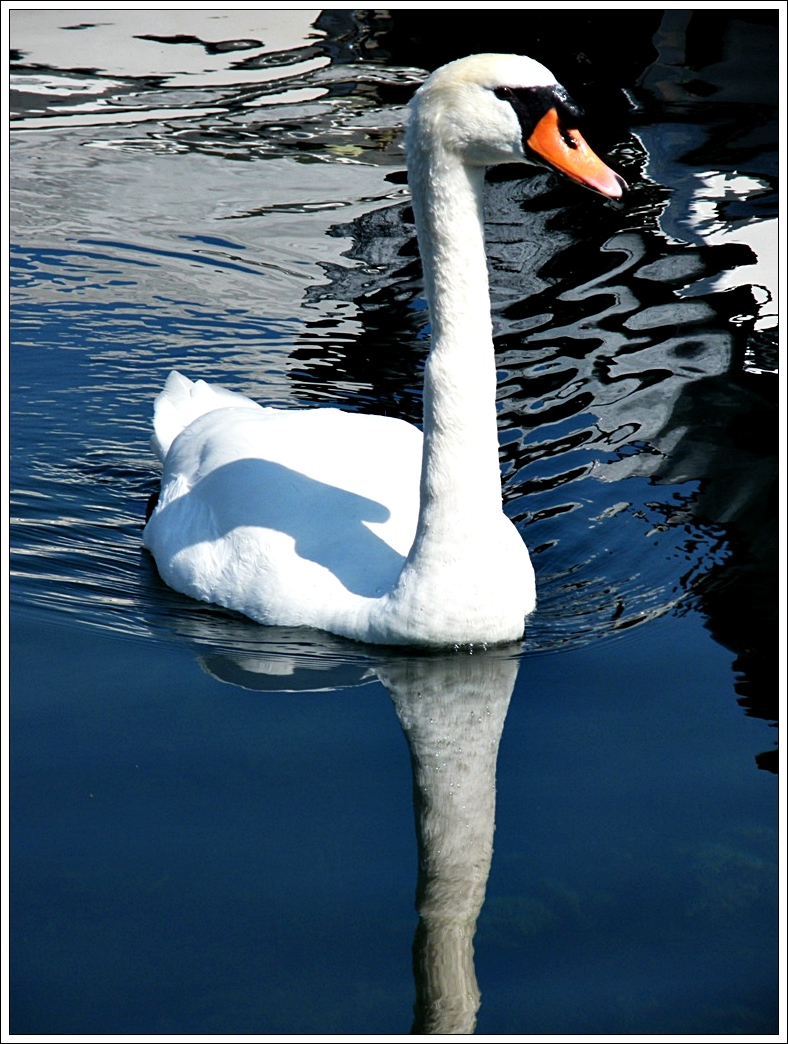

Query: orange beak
left=527, top=107, right=626, bottom=199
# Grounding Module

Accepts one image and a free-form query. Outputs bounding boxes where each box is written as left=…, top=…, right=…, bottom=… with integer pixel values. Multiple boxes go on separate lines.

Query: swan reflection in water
left=197, top=623, right=519, bottom=1034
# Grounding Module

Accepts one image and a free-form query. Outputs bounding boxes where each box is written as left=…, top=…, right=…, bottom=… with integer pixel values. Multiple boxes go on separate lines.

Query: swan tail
left=151, top=370, right=261, bottom=461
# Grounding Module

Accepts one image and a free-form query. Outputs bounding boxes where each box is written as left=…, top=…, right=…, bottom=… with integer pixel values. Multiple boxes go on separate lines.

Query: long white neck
left=373, top=141, right=521, bottom=644
left=410, top=144, right=504, bottom=534
left=364, top=111, right=537, bottom=647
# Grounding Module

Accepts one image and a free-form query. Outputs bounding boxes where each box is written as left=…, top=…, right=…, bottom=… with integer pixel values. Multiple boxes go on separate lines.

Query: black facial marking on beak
left=493, top=81, right=625, bottom=199
left=494, top=84, right=584, bottom=150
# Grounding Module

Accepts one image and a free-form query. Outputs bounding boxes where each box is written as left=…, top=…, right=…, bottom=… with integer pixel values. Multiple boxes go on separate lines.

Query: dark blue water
left=9, top=10, right=779, bottom=1035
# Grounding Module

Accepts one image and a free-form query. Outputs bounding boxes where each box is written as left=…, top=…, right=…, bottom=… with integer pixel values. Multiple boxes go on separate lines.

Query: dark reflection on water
left=9, top=7, right=778, bottom=1036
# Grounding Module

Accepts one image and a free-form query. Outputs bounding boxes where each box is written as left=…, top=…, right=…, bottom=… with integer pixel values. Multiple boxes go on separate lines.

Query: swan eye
left=493, top=86, right=515, bottom=102
left=559, top=123, right=578, bottom=150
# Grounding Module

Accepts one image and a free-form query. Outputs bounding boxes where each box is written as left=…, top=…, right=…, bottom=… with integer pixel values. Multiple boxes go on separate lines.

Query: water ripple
left=10, top=9, right=777, bottom=667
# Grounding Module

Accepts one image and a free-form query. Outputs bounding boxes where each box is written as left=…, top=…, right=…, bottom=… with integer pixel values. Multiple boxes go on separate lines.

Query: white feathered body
left=143, top=373, right=533, bottom=646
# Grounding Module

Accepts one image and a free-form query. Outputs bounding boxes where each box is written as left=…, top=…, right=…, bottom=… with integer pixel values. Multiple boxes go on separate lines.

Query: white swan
left=144, top=53, right=625, bottom=647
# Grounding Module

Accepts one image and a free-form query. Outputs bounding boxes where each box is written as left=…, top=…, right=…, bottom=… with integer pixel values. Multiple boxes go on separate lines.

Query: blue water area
left=10, top=607, right=777, bottom=1035
left=9, top=8, right=779, bottom=1036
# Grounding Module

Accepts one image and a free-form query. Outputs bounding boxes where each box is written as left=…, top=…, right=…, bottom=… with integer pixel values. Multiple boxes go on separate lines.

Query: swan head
left=407, top=53, right=626, bottom=199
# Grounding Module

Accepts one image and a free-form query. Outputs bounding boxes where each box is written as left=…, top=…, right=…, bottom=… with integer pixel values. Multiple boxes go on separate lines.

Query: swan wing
left=145, top=387, right=423, bottom=632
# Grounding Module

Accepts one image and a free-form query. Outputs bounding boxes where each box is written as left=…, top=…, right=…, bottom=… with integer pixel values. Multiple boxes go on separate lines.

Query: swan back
left=151, top=370, right=265, bottom=462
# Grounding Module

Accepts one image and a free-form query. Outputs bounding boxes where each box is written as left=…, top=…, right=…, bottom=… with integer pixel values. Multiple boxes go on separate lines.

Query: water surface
left=9, top=9, right=778, bottom=1035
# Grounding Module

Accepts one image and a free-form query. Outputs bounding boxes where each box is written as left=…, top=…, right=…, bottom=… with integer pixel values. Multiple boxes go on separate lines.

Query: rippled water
left=9, top=10, right=779, bottom=1036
